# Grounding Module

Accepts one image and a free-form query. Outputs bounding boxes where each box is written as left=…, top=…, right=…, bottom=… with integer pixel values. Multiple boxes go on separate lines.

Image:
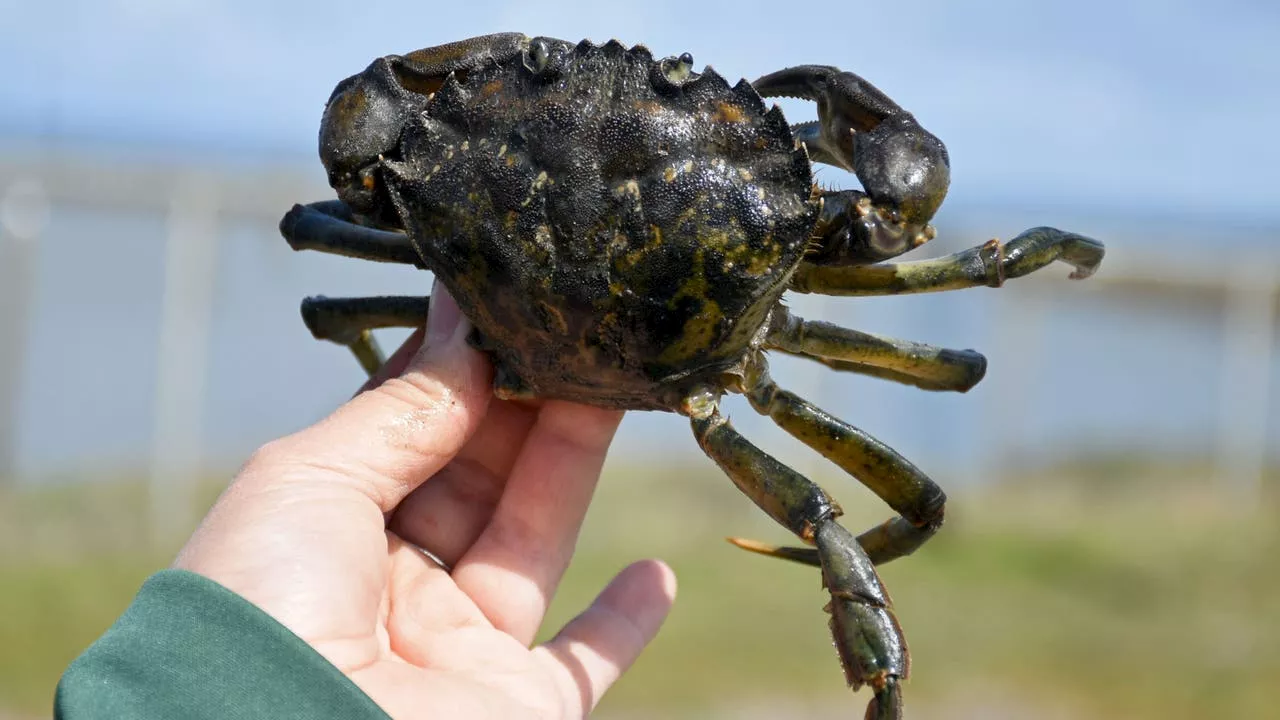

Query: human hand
left=174, top=283, right=676, bottom=719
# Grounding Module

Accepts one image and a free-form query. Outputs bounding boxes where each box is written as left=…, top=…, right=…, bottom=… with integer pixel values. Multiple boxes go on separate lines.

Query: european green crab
left=279, top=33, right=1104, bottom=719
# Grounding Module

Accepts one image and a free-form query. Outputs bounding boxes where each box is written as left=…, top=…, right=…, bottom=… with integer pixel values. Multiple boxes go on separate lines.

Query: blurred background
left=1, top=1, right=1277, bottom=718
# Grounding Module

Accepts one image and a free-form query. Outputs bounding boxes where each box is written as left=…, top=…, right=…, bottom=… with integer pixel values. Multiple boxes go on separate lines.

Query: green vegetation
left=3, top=462, right=1276, bottom=719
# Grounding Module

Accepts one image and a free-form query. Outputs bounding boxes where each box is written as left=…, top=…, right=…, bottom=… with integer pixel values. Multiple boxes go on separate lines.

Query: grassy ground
left=2, top=461, right=1276, bottom=718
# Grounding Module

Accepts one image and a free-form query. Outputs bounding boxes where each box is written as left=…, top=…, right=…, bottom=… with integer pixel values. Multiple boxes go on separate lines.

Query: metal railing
left=1, top=148, right=1274, bottom=542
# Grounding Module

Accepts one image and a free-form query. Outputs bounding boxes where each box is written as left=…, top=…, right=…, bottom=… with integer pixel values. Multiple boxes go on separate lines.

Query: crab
left=279, top=32, right=1104, bottom=719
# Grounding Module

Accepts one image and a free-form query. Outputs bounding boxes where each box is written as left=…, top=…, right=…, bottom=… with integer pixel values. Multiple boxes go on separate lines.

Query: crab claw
left=754, top=65, right=950, bottom=260
left=319, top=57, right=430, bottom=221
left=319, top=33, right=529, bottom=223
left=809, top=189, right=938, bottom=264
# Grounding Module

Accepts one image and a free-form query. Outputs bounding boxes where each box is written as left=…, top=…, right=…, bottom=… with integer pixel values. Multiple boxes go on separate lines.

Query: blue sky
left=2, top=2, right=1278, bottom=481
left=2, top=0, right=1278, bottom=217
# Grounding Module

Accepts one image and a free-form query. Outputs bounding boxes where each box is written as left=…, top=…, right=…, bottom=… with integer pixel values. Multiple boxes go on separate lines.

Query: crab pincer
left=755, top=65, right=951, bottom=262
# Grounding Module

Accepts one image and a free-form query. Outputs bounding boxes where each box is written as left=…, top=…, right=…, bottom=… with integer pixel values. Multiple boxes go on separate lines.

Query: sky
left=1, top=0, right=1278, bottom=217
left=2, top=1, right=1279, bottom=480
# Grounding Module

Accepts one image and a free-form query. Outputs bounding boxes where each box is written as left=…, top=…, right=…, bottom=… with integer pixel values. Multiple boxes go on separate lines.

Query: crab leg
left=301, top=295, right=430, bottom=376
left=686, top=388, right=907, bottom=720
left=765, top=305, right=987, bottom=393
left=280, top=201, right=424, bottom=267
left=755, top=64, right=951, bottom=263
left=728, top=353, right=946, bottom=568
left=792, top=225, right=1104, bottom=296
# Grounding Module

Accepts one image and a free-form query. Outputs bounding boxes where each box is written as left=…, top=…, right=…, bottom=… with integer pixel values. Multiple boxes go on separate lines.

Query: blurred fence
left=1, top=147, right=1276, bottom=540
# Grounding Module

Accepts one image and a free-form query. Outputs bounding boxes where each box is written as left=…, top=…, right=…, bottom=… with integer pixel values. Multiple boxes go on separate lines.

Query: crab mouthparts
left=854, top=200, right=936, bottom=259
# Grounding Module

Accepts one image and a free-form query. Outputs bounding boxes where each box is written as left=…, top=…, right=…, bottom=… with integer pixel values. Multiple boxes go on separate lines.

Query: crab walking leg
left=686, top=389, right=907, bottom=720
left=765, top=305, right=987, bottom=393
left=301, top=295, right=430, bottom=376
left=280, top=201, right=425, bottom=267
left=791, top=226, right=1105, bottom=296
left=730, top=355, right=945, bottom=569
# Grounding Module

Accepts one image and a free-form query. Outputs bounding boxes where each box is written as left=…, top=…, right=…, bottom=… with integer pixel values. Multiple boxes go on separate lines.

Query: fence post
left=148, top=175, right=220, bottom=548
left=982, top=286, right=1048, bottom=483
left=0, top=180, right=49, bottom=486
left=1216, top=263, right=1276, bottom=503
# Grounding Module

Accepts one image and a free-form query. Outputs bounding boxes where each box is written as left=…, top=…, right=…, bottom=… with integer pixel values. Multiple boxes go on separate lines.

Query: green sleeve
left=55, top=569, right=390, bottom=720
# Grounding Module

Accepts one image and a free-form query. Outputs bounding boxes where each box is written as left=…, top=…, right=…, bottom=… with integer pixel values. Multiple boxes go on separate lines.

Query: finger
left=451, top=401, right=624, bottom=643
left=534, top=560, right=677, bottom=716
left=356, top=327, right=425, bottom=395
left=383, top=534, right=492, bottom=660
left=387, top=398, right=539, bottom=567
left=255, top=283, right=493, bottom=512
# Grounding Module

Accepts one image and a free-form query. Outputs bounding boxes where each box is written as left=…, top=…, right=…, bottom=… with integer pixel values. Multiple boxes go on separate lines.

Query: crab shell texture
left=355, top=37, right=818, bottom=411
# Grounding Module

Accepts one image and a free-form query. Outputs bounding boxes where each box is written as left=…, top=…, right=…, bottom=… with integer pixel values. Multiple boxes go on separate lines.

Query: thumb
left=279, top=282, right=493, bottom=511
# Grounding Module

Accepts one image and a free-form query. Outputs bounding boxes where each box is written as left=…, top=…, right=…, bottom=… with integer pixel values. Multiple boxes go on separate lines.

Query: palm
left=175, top=312, right=674, bottom=720
left=327, top=535, right=592, bottom=719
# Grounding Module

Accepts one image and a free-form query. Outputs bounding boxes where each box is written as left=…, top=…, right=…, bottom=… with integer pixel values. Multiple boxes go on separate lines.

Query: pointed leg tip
left=1069, top=262, right=1102, bottom=280
left=725, top=536, right=790, bottom=557
left=726, top=537, right=823, bottom=567
left=725, top=536, right=770, bottom=551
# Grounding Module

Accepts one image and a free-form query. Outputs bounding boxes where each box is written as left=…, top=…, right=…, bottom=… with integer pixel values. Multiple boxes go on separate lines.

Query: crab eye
left=664, top=52, right=696, bottom=83
left=528, top=39, right=551, bottom=73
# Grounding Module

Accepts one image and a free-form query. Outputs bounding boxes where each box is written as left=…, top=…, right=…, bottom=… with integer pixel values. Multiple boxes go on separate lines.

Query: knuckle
left=241, top=436, right=295, bottom=471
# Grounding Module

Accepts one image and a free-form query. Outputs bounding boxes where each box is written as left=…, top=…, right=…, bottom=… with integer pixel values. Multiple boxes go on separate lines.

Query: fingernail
left=425, top=281, right=463, bottom=346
